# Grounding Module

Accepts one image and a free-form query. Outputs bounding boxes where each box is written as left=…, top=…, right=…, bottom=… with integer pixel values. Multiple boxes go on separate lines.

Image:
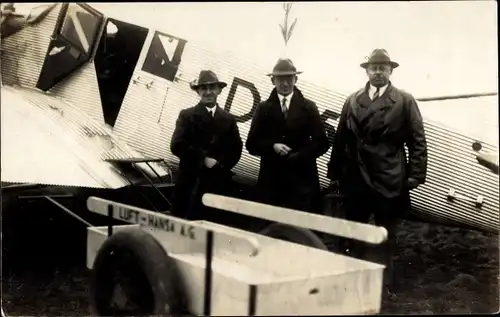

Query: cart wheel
left=259, top=223, right=328, bottom=250
left=89, top=227, right=187, bottom=316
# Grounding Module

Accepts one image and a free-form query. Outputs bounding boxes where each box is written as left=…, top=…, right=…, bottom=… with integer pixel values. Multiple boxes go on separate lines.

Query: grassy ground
left=2, top=268, right=90, bottom=316
left=384, top=220, right=499, bottom=314
left=2, top=208, right=499, bottom=315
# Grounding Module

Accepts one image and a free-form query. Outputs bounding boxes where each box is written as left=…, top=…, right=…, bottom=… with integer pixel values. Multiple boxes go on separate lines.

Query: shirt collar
left=369, top=84, right=388, bottom=98
left=205, top=104, right=217, bottom=114
left=277, top=91, right=294, bottom=105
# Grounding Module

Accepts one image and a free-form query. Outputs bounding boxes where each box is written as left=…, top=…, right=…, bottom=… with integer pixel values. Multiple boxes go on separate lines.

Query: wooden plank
left=202, top=194, right=388, bottom=245
left=86, top=196, right=259, bottom=256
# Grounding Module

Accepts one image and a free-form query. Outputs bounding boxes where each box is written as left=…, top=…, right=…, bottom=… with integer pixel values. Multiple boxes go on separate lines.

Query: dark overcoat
left=170, top=103, right=242, bottom=218
left=327, top=82, right=428, bottom=203
left=246, top=87, right=330, bottom=212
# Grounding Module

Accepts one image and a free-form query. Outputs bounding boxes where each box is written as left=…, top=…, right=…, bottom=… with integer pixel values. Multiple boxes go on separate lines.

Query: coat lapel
left=193, top=103, right=215, bottom=133
left=212, top=106, right=231, bottom=135
left=193, top=103, right=211, bottom=118
left=266, top=89, right=287, bottom=127
left=265, top=88, right=311, bottom=131
left=353, top=83, right=396, bottom=127
left=286, top=92, right=307, bottom=127
left=348, top=88, right=366, bottom=136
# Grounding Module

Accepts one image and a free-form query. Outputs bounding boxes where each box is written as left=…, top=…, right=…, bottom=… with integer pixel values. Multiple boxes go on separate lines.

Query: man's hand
left=204, top=157, right=218, bottom=169
left=407, top=177, right=419, bottom=189
left=273, top=143, right=292, bottom=156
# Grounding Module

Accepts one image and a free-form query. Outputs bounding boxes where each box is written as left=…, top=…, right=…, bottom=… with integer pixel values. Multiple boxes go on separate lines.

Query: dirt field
left=2, top=214, right=499, bottom=315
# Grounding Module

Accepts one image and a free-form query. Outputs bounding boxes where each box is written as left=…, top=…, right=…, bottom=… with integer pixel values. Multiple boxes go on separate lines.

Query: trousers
left=184, top=169, right=233, bottom=222
left=341, top=188, right=403, bottom=289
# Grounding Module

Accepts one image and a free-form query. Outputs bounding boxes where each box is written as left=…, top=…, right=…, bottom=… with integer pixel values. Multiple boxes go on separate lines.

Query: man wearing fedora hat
left=246, top=58, right=330, bottom=213
left=170, top=70, right=243, bottom=220
left=327, top=49, right=428, bottom=296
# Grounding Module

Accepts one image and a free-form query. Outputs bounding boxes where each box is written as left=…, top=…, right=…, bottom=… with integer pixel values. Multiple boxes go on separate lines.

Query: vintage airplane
left=1, top=2, right=498, bottom=246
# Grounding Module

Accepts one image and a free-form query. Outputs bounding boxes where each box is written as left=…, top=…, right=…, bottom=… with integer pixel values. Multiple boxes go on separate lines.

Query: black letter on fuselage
left=224, top=77, right=261, bottom=123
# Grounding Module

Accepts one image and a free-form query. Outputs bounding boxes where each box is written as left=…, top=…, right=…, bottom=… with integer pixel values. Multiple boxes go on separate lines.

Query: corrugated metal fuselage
left=1, top=3, right=498, bottom=233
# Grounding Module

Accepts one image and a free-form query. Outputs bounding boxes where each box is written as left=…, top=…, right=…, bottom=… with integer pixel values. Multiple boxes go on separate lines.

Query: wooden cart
left=85, top=193, right=388, bottom=316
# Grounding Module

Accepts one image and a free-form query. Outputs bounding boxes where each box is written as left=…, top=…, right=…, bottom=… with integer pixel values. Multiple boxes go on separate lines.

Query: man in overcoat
left=170, top=70, right=243, bottom=220
left=327, top=49, right=428, bottom=295
left=246, top=58, right=330, bottom=213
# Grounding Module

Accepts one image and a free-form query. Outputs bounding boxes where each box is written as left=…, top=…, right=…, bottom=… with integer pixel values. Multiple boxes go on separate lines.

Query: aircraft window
left=36, top=3, right=104, bottom=91
left=59, top=3, right=101, bottom=54
left=142, top=31, right=187, bottom=82
left=472, top=141, right=482, bottom=152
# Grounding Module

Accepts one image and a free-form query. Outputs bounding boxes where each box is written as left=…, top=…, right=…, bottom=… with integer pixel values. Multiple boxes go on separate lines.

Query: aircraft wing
left=476, top=152, right=499, bottom=175
left=1, top=85, right=169, bottom=189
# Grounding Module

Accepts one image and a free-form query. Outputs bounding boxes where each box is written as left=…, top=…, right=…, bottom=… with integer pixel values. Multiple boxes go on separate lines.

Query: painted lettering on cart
left=116, top=206, right=196, bottom=240
left=147, top=214, right=196, bottom=240
left=147, top=214, right=175, bottom=232
left=118, top=207, right=139, bottom=223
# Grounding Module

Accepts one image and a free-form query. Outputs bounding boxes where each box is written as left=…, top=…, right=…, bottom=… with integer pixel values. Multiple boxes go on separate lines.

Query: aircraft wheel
left=259, top=223, right=328, bottom=250
left=89, top=227, right=187, bottom=316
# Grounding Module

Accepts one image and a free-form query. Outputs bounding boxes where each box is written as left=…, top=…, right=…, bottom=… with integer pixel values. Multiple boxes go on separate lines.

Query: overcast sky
left=15, top=1, right=497, bottom=98
left=86, top=1, right=498, bottom=99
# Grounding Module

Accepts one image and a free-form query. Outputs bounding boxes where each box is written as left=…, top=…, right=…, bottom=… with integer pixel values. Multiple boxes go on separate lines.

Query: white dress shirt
left=368, top=84, right=388, bottom=100
left=206, top=106, right=216, bottom=117
left=277, top=91, right=294, bottom=111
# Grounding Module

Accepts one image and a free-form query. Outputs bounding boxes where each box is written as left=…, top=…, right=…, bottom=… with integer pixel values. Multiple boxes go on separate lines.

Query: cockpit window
left=59, top=4, right=101, bottom=54
left=141, top=31, right=187, bottom=82
left=36, top=3, right=104, bottom=91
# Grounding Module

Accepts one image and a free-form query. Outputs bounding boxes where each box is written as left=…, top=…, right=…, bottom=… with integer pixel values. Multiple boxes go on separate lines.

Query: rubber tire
left=89, top=227, right=187, bottom=316
left=259, top=223, right=328, bottom=250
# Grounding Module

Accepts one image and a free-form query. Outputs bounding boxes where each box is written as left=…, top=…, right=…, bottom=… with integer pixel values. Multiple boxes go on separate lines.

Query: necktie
left=372, top=88, right=380, bottom=101
left=281, top=97, right=288, bottom=118
left=207, top=108, right=214, bottom=118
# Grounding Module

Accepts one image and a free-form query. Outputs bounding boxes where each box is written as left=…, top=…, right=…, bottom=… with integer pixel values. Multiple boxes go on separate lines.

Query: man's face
left=197, top=84, right=221, bottom=106
left=366, top=63, right=392, bottom=87
left=272, top=75, right=297, bottom=96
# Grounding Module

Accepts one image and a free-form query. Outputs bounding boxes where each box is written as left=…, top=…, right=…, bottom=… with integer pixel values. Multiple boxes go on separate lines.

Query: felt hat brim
left=266, top=70, right=303, bottom=77
left=360, top=61, right=399, bottom=69
left=190, top=81, right=227, bottom=91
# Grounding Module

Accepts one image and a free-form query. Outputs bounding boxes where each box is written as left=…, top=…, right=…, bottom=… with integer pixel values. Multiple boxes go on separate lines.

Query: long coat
left=170, top=103, right=243, bottom=218
left=246, top=87, right=330, bottom=212
left=327, top=82, right=428, bottom=202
